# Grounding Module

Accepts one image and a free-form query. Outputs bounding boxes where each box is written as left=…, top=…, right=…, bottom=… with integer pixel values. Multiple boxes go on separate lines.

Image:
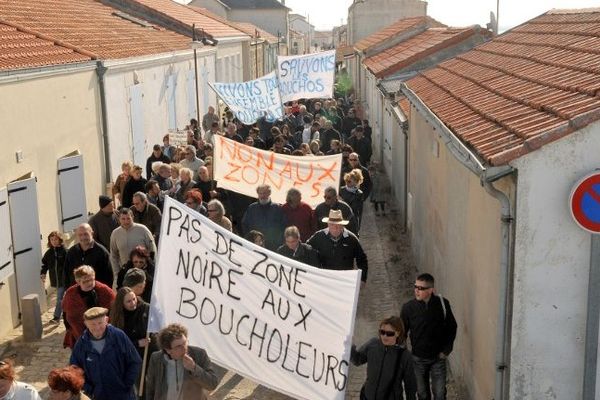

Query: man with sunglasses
left=400, top=273, right=457, bottom=400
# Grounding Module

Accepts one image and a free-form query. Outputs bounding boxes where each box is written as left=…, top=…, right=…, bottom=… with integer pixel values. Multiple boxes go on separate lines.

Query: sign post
left=569, top=171, right=600, bottom=400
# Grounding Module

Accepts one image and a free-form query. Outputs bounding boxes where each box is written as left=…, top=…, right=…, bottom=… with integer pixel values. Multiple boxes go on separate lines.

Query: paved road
left=0, top=198, right=459, bottom=399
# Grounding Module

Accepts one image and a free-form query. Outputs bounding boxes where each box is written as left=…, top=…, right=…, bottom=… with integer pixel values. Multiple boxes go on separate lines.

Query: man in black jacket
left=277, top=226, right=319, bottom=267
left=63, top=223, right=113, bottom=289
left=401, top=273, right=457, bottom=400
left=146, top=144, right=171, bottom=179
left=307, top=209, right=368, bottom=284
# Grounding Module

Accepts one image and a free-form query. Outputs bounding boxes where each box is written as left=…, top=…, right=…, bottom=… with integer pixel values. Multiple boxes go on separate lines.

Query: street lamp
left=191, top=23, right=203, bottom=127
left=255, top=29, right=260, bottom=79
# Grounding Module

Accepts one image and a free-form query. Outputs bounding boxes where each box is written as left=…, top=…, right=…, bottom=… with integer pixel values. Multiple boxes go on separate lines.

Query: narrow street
left=0, top=182, right=460, bottom=399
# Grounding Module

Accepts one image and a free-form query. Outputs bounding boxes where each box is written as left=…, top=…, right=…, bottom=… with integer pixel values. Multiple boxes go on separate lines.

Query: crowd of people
left=0, top=96, right=458, bottom=400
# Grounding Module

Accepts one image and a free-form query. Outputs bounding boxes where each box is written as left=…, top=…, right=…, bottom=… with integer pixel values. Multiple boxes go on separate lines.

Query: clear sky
left=285, top=0, right=600, bottom=31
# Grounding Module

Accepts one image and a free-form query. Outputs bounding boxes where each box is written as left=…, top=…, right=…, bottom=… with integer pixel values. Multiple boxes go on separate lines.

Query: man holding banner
left=145, top=323, right=219, bottom=400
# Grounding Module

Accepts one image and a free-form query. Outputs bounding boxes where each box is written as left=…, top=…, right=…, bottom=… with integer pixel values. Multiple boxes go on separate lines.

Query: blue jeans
left=413, top=355, right=447, bottom=400
left=53, top=286, right=65, bottom=320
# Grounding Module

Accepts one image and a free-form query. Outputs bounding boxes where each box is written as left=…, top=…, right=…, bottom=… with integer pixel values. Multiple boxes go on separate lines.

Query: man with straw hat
left=307, top=209, right=368, bottom=284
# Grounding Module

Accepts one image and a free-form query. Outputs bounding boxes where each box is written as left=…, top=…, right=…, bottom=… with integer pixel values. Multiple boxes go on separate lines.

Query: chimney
left=281, top=0, right=286, bottom=5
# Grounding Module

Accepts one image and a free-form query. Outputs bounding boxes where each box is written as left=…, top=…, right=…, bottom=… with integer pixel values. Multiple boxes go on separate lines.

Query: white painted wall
left=348, top=0, right=427, bottom=44
left=0, top=66, right=104, bottom=337
left=407, top=107, right=507, bottom=398
left=228, top=8, right=288, bottom=42
left=104, top=50, right=217, bottom=179
left=216, top=41, right=245, bottom=83
left=509, top=120, right=600, bottom=399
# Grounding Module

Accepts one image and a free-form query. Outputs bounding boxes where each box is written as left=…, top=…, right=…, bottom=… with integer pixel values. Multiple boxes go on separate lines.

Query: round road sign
left=570, top=171, right=600, bottom=233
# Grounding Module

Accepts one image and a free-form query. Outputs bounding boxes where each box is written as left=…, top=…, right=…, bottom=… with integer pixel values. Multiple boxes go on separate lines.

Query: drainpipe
left=400, top=82, right=514, bottom=400
left=96, top=60, right=112, bottom=184
left=482, top=170, right=514, bottom=400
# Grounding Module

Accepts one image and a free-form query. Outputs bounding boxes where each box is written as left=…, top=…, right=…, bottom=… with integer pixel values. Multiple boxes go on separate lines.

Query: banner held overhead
left=210, top=71, right=283, bottom=125
left=213, top=136, right=342, bottom=208
left=149, top=197, right=361, bottom=400
left=278, top=50, right=336, bottom=103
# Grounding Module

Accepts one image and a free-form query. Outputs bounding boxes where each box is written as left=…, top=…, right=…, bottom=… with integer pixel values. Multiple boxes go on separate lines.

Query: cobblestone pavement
left=0, top=198, right=461, bottom=399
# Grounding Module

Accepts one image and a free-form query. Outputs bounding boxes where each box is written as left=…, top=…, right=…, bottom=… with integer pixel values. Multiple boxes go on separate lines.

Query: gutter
left=400, top=82, right=514, bottom=400
left=96, top=61, right=112, bottom=185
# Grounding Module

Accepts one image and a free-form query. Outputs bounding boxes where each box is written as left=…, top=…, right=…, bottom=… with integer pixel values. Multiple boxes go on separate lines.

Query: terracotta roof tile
left=336, top=44, right=354, bottom=62
left=230, top=21, right=276, bottom=42
left=0, top=22, right=91, bottom=70
left=397, top=98, right=410, bottom=117
left=405, top=8, right=600, bottom=165
left=0, top=0, right=192, bottom=59
left=354, top=16, right=445, bottom=53
left=164, top=4, right=249, bottom=38
left=363, top=27, right=485, bottom=78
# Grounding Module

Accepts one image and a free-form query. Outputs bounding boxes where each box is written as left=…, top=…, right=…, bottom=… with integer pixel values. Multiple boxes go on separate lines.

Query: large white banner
left=213, top=136, right=342, bottom=208
left=278, top=50, right=336, bottom=103
left=149, top=197, right=361, bottom=400
left=210, top=71, right=283, bottom=125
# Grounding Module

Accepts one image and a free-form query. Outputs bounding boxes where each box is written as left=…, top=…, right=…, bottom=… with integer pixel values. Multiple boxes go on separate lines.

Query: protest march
left=1, top=43, right=454, bottom=400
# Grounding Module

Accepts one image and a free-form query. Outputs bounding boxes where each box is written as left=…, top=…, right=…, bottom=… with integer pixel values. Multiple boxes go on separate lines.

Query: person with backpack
left=401, top=273, right=457, bottom=400
left=351, top=316, right=417, bottom=399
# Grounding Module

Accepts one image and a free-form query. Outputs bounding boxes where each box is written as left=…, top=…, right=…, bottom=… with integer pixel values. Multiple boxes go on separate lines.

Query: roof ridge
left=0, top=18, right=98, bottom=59
left=470, top=47, right=599, bottom=96
left=493, top=37, right=600, bottom=70
left=365, top=26, right=482, bottom=78
left=185, top=5, right=249, bottom=37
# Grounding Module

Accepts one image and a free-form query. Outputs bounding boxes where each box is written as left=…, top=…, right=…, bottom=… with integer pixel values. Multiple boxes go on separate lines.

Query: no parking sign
left=570, top=171, right=600, bottom=233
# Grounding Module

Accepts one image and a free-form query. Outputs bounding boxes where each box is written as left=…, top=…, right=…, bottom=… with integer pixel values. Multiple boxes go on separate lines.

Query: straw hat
left=321, top=209, right=349, bottom=225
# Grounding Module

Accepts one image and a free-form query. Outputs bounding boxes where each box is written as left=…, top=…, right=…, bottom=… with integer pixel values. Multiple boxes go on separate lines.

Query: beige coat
left=145, top=346, right=219, bottom=400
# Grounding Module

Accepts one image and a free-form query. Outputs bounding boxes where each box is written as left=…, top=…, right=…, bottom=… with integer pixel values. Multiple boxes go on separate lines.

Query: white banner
left=277, top=50, right=336, bottom=103
left=213, top=136, right=342, bottom=208
left=210, top=71, right=283, bottom=125
left=149, top=197, right=361, bottom=400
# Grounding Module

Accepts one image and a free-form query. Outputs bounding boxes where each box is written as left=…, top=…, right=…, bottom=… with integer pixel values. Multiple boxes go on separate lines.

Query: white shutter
left=0, top=188, right=14, bottom=283
left=129, top=83, right=146, bottom=168
left=7, top=174, right=46, bottom=310
left=58, top=152, right=87, bottom=232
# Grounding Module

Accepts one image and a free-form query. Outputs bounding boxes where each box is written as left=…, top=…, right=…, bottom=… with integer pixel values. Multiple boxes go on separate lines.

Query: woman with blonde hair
left=340, top=168, right=365, bottom=231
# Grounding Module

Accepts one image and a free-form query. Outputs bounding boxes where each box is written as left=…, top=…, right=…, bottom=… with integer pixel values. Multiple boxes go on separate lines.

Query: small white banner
left=149, top=197, right=361, bottom=400
left=213, top=136, right=342, bottom=208
left=210, top=71, right=283, bottom=125
left=278, top=50, right=336, bottom=103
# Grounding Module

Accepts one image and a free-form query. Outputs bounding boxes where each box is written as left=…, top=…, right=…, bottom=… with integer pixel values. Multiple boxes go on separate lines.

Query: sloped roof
left=0, top=21, right=92, bottom=70
left=142, top=2, right=250, bottom=39
left=404, top=8, right=600, bottom=166
left=397, top=98, right=410, bottom=118
left=354, top=16, right=445, bottom=53
left=0, top=0, right=191, bottom=59
left=218, top=0, right=288, bottom=10
left=231, top=21, right=277, bottom=43
left=336, top=45, right=354, bottom=63
left=364, top=27, right=486, bottom=78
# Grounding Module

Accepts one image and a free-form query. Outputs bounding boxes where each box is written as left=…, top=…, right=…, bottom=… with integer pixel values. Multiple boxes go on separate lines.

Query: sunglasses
left=414, top=285, right=431, bottom=291
left=379, top=329, right=396, bottom=337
